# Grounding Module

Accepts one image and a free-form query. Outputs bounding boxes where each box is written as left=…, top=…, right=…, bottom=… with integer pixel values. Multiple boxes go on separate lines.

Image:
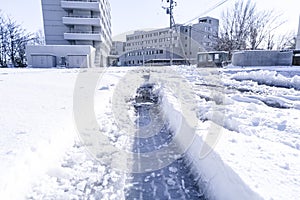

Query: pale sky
left=0, top=0, right=299, bottom=40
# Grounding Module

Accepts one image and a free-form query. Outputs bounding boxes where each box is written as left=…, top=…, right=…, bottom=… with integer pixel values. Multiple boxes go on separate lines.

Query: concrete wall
left=232, top=50, right=293, bottom=67
left=26, top=45, right=96, bottom=68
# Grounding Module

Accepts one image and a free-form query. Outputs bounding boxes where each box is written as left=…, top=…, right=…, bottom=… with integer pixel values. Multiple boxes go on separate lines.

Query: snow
left=232, top=69, right=300, bottom=90
left=0, top=66, right=300, bottom=199
left=0, top=68, right=78, bottom=199
left=173, top=66, right=300, bottom=200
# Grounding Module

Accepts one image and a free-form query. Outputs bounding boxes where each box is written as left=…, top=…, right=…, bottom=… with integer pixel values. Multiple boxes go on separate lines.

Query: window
left=214, top=54, right=220, bottom=60
left=198, top=54, right=206, bottom=62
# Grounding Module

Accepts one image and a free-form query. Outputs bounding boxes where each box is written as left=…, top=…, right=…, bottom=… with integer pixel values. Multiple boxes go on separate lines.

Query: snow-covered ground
left=177, top=66, right=300, bottom=200
left=0, top=66, right=299, bottom=199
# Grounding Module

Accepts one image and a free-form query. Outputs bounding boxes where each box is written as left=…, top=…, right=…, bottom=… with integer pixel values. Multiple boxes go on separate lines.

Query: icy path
left=124, top=84, right=205, bottom=199
left=125, top=157, right=203, bottom=200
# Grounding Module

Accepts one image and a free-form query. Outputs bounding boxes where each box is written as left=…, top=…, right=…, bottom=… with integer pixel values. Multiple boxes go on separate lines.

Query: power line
left=162, top=0, right=177, bottom=29
left=183, top=0, right=230, bottom=25
left=162, top=0, right=177, bottom=65
left=159, top=0, right=229, bottom=65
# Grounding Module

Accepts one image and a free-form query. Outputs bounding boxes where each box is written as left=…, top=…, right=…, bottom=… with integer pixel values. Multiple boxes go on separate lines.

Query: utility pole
left=162, top=0, right=176, bottom=66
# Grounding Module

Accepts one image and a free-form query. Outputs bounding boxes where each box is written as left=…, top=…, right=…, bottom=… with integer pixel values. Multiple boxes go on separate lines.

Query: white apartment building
left=120, top=17, right=219, bottom=66
left=26, top=0, right=112, bottom=68
left=297, top=16, right=300, bottom=50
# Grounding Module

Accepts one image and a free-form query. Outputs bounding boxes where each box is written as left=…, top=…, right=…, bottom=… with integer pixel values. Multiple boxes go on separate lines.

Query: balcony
left=62, top=16, right=101, bottom=26
left=64, top=31, right=102, bottom=41
left=61, top=0, right=100, bottom=11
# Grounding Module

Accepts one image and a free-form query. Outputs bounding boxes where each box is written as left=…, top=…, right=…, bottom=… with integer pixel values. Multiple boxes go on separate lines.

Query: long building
left=26, top=0, right=112, bottom=68
left=118, top=17, right=219, bottom=66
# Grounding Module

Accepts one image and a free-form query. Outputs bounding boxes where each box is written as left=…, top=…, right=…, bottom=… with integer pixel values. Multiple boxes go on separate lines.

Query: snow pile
left=160, top=80, right=263, bottom=200
left=174, top=66, right=300, bottom=200
left=232, top=70, right=300, bottom=90
left=28, top=142, right=125, bottom=199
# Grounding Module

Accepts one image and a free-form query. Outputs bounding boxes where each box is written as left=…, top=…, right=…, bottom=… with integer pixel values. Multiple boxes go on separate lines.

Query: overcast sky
left=0, top=0, right=299, bottom=40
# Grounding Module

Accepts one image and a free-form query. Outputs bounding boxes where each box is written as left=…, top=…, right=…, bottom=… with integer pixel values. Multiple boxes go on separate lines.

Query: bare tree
left=0, top=11, right=7, bottom=67
left=266, top=33, right=275, bottom=50
left=216, top=0, right=283, bottom=53
left=0, top=13, right=34, bottom=67
left=29, top=29, right=45, bottom=45
left=216, top=0, right=254, bottom=52
left=276, top=32, right=296, bottom=50
left=248, top=10, right=284, bottom=50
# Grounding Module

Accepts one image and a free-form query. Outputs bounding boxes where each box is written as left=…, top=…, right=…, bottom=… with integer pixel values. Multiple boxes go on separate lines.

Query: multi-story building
left=26, top=0, right=112, bottom=68
left=109, top=41, right=126, bottom=66
left=119, top=16, right=219, bottom=66
left=110, top=41, right=126, bottom=56
left=297, top=16, right=300, bottom=50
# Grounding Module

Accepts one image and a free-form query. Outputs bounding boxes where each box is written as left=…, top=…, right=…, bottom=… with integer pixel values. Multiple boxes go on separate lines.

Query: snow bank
left=232, top=70, right=300, bottom=90
left=175, top=65, right=300, bottom=200
left=160, top=86, right=263, bottom=200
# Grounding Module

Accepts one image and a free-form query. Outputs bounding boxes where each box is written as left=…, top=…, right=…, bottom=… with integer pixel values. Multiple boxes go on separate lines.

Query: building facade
left=297, top=16, right=300, bottom=50
left=120, top=17, right=219, bottom=66
left=110, top=41, right=126, bottom=56
left=27, top=0, right=112, bottom=68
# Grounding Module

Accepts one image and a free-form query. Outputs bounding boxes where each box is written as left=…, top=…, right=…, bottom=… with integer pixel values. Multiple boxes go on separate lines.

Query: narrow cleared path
left=124, top=83, right=206, bottom=200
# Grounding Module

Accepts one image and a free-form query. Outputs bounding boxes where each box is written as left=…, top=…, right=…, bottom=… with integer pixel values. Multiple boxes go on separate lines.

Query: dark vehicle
left=197, top=51, right=229, bottom=67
